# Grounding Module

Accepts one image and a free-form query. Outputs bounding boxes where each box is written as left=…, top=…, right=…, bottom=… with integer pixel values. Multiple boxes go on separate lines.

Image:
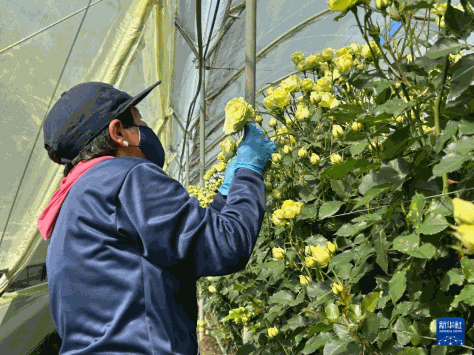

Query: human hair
left=45, top=109, right=135, bottom=177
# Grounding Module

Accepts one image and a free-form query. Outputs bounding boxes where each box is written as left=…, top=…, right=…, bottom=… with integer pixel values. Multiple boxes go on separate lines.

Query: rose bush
left=195, top=0, right=474, bottom=354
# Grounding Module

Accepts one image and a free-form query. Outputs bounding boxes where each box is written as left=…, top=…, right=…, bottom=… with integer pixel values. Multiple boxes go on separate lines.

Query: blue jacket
left=46, top=157, right=266, bottom=354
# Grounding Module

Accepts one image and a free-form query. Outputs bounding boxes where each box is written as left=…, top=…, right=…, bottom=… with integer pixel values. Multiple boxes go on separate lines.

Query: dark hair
left=46, top=109, right=135, bottom=177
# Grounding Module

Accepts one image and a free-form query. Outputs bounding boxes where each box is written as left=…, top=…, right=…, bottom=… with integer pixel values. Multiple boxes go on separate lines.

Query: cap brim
left=120, top=80, right=161, bottom=114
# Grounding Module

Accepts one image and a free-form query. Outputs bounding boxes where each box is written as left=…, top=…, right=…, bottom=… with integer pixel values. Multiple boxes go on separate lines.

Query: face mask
left=128, top=125, right=165, bottom=168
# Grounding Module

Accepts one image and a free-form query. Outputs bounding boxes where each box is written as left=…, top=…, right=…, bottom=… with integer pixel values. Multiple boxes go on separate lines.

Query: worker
left=37, top=80, right=276, bottom=355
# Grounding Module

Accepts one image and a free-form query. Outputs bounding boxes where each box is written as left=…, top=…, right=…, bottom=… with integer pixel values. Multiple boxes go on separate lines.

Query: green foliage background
left=196, top=1, right=474, bottom=354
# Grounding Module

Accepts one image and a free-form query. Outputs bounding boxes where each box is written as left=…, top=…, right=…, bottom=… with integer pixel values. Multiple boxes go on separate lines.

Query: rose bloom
left=327, top=242, right=336, bottom=254
left=208, top=285, right=217, bottom=293
left=332, top=125, right=344, bottom=138
left=267, top=86, right=276, bottom=96
left=269, top=118, right=278, bottom=127
left=271, top=209, right=287, bottom=226
left=272, top=153, right=282, bottom=163
left=320, top=92, right=339, bottom=109
left=295, top=104, right=310, bottom=122
left=220, top=137, right=237, bottom=159
left=453, top=198, right=474, bottom=225
left=298, top=147, right=308, bottom=158
left=331, top=282, right=343, bottom=295
left=214, top=162, right=226, bottom=172
left=281, top=200, right=303, bottom=219
left=310, top=153, right=320, bottom=165
left=272, top=88, right=291, bottom=108
left=217, top=151, right=225, bottom=162
left=267, top=327, right=279, bottom=338
left=280, top=74, right=300, bottom=93
left=272, top=247, right=286, bottom=260
left=335, top=53, right=353, bottom=72
left=255, top=115, right=262, bottom=124
left=285, top=115, right=293, bottom=126
left=305, top=256, right=318, bottom=268
left=301, top=78, right=315, bottom=91
left=336, top=46, right=350, bottom=57
left=350, top=42, right=361, bottom=55
left=361, top=41, right=381, bottom=60
left=312, top=245, right=332, bottom=267
left=277, top=125, right=288, bottom=135
left=351, top=121, right=364, bottom=131
left=330, top=153, right=343, bottom=165
left=296, top=61, right=309, bottom=72
left=310, top=92, right=321, bottom=104
left=288, top=135, right=297, bottom=146
left=452, top=224, right=474, bottom=251
left=321, top=47, right=335, bottom=61
left=224, top=97, right=252, bottom=135
left=327, top=0, right=358, bottom=12
left=299, top=275, right=311, bottom=285
left=305, top=55, right=319, bottom=69
left=283, top=145, right=293, bottom=155
left=314, top=77, right=332, bottom=93
left=291, top=51, right=305, bottom=64
left=263, top=95, right=276, bottom=110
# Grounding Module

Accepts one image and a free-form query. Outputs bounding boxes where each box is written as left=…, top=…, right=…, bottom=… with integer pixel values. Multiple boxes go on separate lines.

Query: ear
left=108, top=119, right=126, bottom=145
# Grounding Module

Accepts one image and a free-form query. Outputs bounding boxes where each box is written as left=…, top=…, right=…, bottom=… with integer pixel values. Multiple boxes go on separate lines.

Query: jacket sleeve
left=116, top=163, right=266, bottom=278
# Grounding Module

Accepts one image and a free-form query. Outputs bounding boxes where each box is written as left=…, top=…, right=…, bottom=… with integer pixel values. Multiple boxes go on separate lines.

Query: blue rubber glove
left=219, top=123, right=276, bottom=196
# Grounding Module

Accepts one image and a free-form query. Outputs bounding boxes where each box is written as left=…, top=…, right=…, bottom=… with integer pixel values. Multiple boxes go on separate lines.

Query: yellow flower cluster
left=267, top=327, right=279, bottom=338
left=219, top=137, right=237, bottom=162
left=187, top=177, right=224, bottom=208
left=271, top=200, right=304, bottom=226
left=224, top=97, right=254, bottom=135
left=449, top=198, right=474, bottom=252
left=304, top=242, right=336, bottom=268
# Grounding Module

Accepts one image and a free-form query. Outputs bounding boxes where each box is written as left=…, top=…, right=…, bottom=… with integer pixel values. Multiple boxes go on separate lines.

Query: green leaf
left=350, top=72, right=386, bottom=89
left=306, top=323, right=334, bottom=338
left=389, top=270, right=407, bottom=304
left=255, top=261, right=285, bottom=281
left=362, top=292, right=381, bottom=314
left=425, top=37, right=464, bottom=59
left=451, top=284, right=474, bottom=307
left=344, top=129, right=367, bottom=142
left=459, top=119, right=474, bottom=135
left=408, top=243, right=437, bottom=259
left=321, top=158, right=370, bottom=180
left=398, top=347, right=427, bottom=355
left=461, top=256, right=474, bottom=283
left=302, top=333, right=332, bottom=354
left=329, top=251, right=353, bottom=270
left=323, top=339, right=363, bottom=355
left=287, top=314, right=308, bottom=330
left=359, top=112, right=394, bottom=126
left=375, top=87, right=392, bottom=105
left=374, top=230, right=389, bottom=274
left=449, top=54, right=474, bottom=99
left=404, top=0, right=434, bottom=10
left=432, top=136, right=474, bottom=177
left=319, top=201, right=344, bottom=219
left=306, top=282, right=330, bottom=298
left=325, top=302, right=340, bottom=322
left=362, top=312, right=381, bottom=342
left=444, top=5, right=473, bottom=39
left=430, top=345, right=447, bottom=355
left=407, top=193, right=425, bottom=228
left=352, top=185, right=391, bottom=211
left=394, top=316, right=411, bottom=346
left=350, top=141, right=367, bottom=156
left=289, top=291, right=306, bottom=307
left=393, top=234, right=420, bottom=253
left=269, top=290, right=294, bottom=305
left=417, top=213, right=448, bottom=235
left=331, top=179, right=353, bottom=200
left=336, top=221, right=370, bottom=237
left=441, top=268, right=465, bottom=291
left=427, top=196, right=453, bottom=216
left=434, top=121, right=459, bottom=154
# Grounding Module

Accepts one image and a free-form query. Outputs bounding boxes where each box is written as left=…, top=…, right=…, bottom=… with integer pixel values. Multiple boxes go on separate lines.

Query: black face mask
left=128, top=125, right=165, bottom=169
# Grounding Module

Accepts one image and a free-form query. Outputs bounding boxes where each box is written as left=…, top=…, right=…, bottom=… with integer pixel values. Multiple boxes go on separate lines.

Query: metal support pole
left=243, top=0, right=256, bottom=345
left=186, top=137, right=191, bottom=188
left=199, top=59, right=206, bottom=188
left=245, top=0, right=257, bottom=108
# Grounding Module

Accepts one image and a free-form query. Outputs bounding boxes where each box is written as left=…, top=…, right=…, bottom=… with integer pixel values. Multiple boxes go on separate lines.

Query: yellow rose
left=305, top=55, right=319, bottom=69
left=431, top=3, right=447, bottom=16
left=272, top=247, right=286, bottom=260
left=330, top=153, right=343, bottom=165
left=305, top=256, right=318, bottom=268
left=310, top=92, right=321, bottom=104
left=298, top=147, right=308, bottom=158
left=452, top=224, right=474, bottom=251
left=264, top=96, right=276, bottom=110
left=300, top=78, right=315, bottom=92
left=327, top=242, right=336, bottom=254
left=351, top=122, right=364, bottom=131
left=220, top=137, right=237, bottom=160
left=215, top=162, right=226, bottom=172
left=271, top=209, right=287, bottom=226
left=285, top=115, right=293, bottom=126
left=296, top=61, right=309, bottom=72
left=331, top=282, right=344, bottom=295
left=336, top=46, right=350, bottom=57
left=268, top=327, right=279, bottom=338
left=272, top=88, right=291, bottom=108
left=291, top=51, right=305, bottom=64
left=269, top=118, right=278, bottom=127
left=281, top=200, right=304, bottom=219
left=255, top=115, right=262, bottom=124
left=319, top=62, right=330, bottom=74
left=334, top=53, right=353, bottom=72
left=224, top=97, right=252, bottom=135
left=272, top=153, right=282, bottom=163
left=320, top=92, right=339, bottom=109
left=314, top=77, right=332, bottom=93
left=283, top=145, right=293, bottom=154
left=406, top=54, right=413, bottom=64
left=208, top=285, right=217, bottom=293
left=280, top=74, right=300, bottom=93
left=277, top=125, right=288, bottom=135
left=350, top=42, right=361, bottom=55
left=299, top=275, right=311, bottom=285
left=395, top=115, right=404, bottom=123
left=295, top=104, right=310, bottom=122
left=332, top=125, right=344, bottom=138
left=453, top=198, right=474, bottom=225
left=272, top=189, right=282, bottom=200
left=310, top=153, right=320, bottom=165
left=217, top=151, right=225, bottom=161
left=289, top=135, right=297, bottom=146
left=321, top=48, right=335, bottom=61
left=361, top=41, right=381, bottom=60
left=312, top=245, right=332, bottom=267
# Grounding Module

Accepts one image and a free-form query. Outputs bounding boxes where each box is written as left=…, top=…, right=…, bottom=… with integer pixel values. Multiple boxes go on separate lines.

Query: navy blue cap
left=44, top=80, right=161, bottom=164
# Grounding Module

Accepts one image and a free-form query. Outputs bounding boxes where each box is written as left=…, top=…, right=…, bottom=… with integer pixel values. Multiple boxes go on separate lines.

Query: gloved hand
left=219, top=123, right=276, bottom=196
